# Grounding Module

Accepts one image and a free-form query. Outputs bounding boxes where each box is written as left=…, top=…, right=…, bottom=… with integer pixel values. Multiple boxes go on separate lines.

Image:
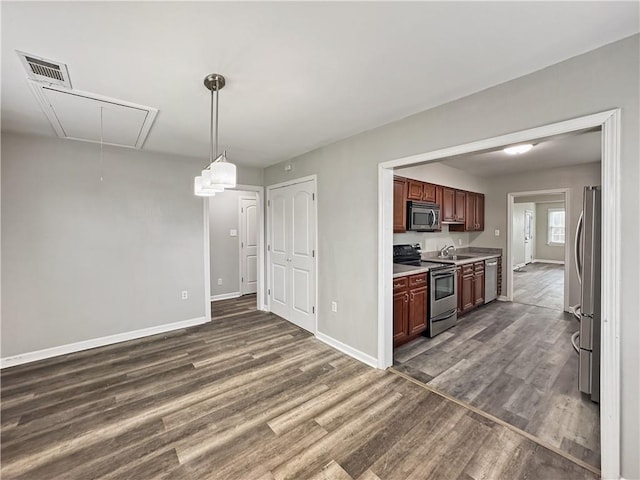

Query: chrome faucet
left=440, top=244, right=456, bottom=257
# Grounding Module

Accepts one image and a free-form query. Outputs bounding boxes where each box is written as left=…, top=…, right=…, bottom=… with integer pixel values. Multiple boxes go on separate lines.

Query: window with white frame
left=547, top=208, right=565, bottom=245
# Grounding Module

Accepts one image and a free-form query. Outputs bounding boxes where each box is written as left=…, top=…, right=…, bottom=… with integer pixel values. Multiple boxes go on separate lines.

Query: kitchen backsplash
left=393, top=227, right=470, bottom=253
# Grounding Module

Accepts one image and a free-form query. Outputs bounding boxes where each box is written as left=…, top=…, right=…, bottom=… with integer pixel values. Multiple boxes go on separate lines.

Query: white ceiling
left=434, top=129, right=602, bottom=177
left=1, top=2, right=638, bottom=168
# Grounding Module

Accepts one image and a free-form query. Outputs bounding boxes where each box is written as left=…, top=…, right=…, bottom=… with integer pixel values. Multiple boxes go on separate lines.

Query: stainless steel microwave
left=407, top=201, right=440, bottom=231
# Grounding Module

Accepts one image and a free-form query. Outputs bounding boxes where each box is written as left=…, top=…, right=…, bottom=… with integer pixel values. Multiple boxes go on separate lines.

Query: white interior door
left=524, top=209, right=534, bottom=264
left=268, top=179, right=316, bottom=333
left=269, top=189, right=289, bottom=320
left=240, top=197, right=258, bottom=295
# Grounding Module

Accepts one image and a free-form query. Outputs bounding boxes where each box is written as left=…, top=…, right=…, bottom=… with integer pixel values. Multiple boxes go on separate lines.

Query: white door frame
left=204, top=184, right=266, bottom=319
left=238, top=195, right=258, bottom=295
left=266, top=174, right=318, bottom=334
left=507, top=189, right=570, bottom=311
left=377, top=109, right=621, bottom=479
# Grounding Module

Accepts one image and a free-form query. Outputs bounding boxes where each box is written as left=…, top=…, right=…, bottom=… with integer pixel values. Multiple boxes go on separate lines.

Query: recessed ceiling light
left=504, top=144, right=533, bottom=155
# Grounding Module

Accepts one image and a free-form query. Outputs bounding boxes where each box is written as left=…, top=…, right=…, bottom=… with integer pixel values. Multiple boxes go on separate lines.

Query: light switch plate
left=494, top=229, right=500, bottom=236
left=230, top=229, right=237, bottom=237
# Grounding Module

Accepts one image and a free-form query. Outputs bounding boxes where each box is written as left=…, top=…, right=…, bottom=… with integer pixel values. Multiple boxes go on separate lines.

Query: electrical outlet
left=458, top=239, right=462, bottom=246
left=217, top=278, right=223, bottom=285
left=331, top=301, right=338, bottom=313
left=181, top=291, right=188, bottom=300
left=229, top=229, right=237, bottom=237
left=494, top=229, right=500, bottom=236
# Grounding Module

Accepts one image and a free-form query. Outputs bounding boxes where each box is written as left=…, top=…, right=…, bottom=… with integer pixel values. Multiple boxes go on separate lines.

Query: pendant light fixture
left=194, top=73, right=237, bottom=196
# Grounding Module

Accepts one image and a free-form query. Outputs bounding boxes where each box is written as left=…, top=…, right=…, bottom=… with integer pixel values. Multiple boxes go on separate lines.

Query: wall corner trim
left=0, top=316, right=209, bottom=369
left=315, top=331, right=378, bottom=369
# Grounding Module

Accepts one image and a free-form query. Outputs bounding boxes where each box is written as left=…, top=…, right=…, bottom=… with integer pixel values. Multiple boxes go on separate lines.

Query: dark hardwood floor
left=212, top=293, right=257, bottom=320
left=513, top=262, right=564, bottom=310
left=394, top=300, right=600, bottom=471
left=2, top=303, right=597, bottom=479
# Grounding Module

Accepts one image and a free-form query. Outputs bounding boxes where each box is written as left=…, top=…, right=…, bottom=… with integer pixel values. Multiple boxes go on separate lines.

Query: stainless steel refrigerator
left=574, top=185, right=601, bottom=403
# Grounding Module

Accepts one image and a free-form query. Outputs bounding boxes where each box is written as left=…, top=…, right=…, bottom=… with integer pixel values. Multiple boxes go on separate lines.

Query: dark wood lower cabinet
left=461, top=269, right=475, bottom=314
left=473, top=262, right=485, bottom=306
left=393, top=290, right=409, bottom=346
left=393, top=273, right=428, bottom=348
left=408, top=286, right=427, bottom=335
left=458, top=260, right=489, bottom=316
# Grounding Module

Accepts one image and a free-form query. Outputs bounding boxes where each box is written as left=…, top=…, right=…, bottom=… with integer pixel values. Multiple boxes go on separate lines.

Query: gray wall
left=536, top=202, right=566, bottom=262
left=264, top=35, right=639, bottom=477
left=473, top=162, right=600, bottom=308
left=209, top=190, right=256, bottom=297
left=1, top=132, right=262, bottom=357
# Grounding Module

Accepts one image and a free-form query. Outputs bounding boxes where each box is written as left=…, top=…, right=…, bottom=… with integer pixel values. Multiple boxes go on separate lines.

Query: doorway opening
left=204, top=184, right=265, bottom=320
left=378, top=110, right=620, bottom=479
left=508, top=190, right=571, bottom=312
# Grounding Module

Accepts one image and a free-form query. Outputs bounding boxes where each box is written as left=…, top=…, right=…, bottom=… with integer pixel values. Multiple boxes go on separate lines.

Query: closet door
left=268, top=179, right=316, bottom=333
left=269, top=188, right=289, bottom=320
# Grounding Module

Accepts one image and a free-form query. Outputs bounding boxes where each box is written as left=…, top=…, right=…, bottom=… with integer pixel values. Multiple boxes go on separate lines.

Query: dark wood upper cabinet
left=393, top=177, right=407, bottom=233
left=395, top=176, right=483, bottom=232
left=455, top=190, right=466, bottom=222
left=475, top=194, right=485, bottom=231
left=422, top=183, right=436, bottom=203
left=442, top=187, right=456, bottom=222
left=407, top=180, right=424, bottom=201
left=452, top=191, right=485, bottom=232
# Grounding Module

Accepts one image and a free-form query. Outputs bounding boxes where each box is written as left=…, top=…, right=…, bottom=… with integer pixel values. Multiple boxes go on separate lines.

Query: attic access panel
left=28, top=81, right=158, bottom=149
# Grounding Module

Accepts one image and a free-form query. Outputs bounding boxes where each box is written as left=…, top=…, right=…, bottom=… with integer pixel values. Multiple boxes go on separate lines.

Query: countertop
left=393, top=248, right=502, bottom=278
left=392, top=264, right=432, bottom=278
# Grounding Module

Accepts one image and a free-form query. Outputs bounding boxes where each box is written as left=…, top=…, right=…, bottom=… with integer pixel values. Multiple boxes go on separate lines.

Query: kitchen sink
left=435, top=254, right=476, bottom=261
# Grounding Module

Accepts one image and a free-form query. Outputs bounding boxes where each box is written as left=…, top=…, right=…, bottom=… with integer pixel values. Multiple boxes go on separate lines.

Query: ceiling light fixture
left=503, top=144, right=533, bottom=155
left=194, top=73, right=237, bottom=197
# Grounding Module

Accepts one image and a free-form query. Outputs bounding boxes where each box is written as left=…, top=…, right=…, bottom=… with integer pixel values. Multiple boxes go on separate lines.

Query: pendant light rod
left=204, top=73, right=225, bottom=166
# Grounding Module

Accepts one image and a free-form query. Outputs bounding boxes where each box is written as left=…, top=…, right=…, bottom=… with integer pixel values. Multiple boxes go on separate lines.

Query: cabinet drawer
left=462, top=264, right=474, bottom=275
left=393, top=277, right=408, bottom=292
left=474, top=261, right=485, bottom=271
left=408, top=273, right=428, bottom=288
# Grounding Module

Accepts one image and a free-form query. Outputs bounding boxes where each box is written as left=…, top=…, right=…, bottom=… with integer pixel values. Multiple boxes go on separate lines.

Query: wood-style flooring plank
left=1, top=301, right=598, bottom=480
left=393, top=298, right=601, bottom=471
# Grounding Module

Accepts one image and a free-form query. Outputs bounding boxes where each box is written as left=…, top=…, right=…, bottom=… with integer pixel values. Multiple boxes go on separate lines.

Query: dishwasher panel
left=484, top=259, right=498, bottom=304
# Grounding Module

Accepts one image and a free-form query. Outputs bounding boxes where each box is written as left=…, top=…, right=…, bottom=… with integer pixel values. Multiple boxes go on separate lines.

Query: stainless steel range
left=393, top=244, right=457, bottom=337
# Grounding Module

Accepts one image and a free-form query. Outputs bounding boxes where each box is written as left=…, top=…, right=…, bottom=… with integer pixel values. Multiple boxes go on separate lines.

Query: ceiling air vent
left=16, top=50, right=72, bottom=89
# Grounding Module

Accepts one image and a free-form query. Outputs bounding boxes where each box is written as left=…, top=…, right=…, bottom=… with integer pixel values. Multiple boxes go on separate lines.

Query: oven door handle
left=432, top=269, right=456, bottom=277
left=431, top=309, right=457, bottom=323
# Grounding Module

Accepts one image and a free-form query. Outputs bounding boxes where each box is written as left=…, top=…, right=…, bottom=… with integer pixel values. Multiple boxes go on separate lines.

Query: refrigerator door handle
left=574, top=211, right=583, bottom=285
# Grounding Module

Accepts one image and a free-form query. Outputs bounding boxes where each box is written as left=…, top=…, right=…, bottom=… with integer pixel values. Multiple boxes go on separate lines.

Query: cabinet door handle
left=404, top=293, right=409, bottom=303
left=410, top=292, right=414, bottom=301
left=394, top=283, right=402, bottom=288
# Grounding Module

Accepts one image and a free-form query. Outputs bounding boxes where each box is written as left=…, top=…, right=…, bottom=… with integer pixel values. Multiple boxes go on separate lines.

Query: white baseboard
left=513, top=263, right=526, bottom=270
left=211, top=292, right=241, bottom=302
left=0, top=316, right=208, bottom=369
left=497, top=296, right=509, bottom=302
left=533, top=259, right=565, bottom=265
left=315, top=331, right=378, bottom=369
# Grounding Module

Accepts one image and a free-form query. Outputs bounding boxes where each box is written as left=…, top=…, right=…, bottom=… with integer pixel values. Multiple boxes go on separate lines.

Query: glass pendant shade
left=194, top=176, right=217, bottom=197
left=209, top=158, right=236, bottom=189
left=201, top=169, right=225, bottom=191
